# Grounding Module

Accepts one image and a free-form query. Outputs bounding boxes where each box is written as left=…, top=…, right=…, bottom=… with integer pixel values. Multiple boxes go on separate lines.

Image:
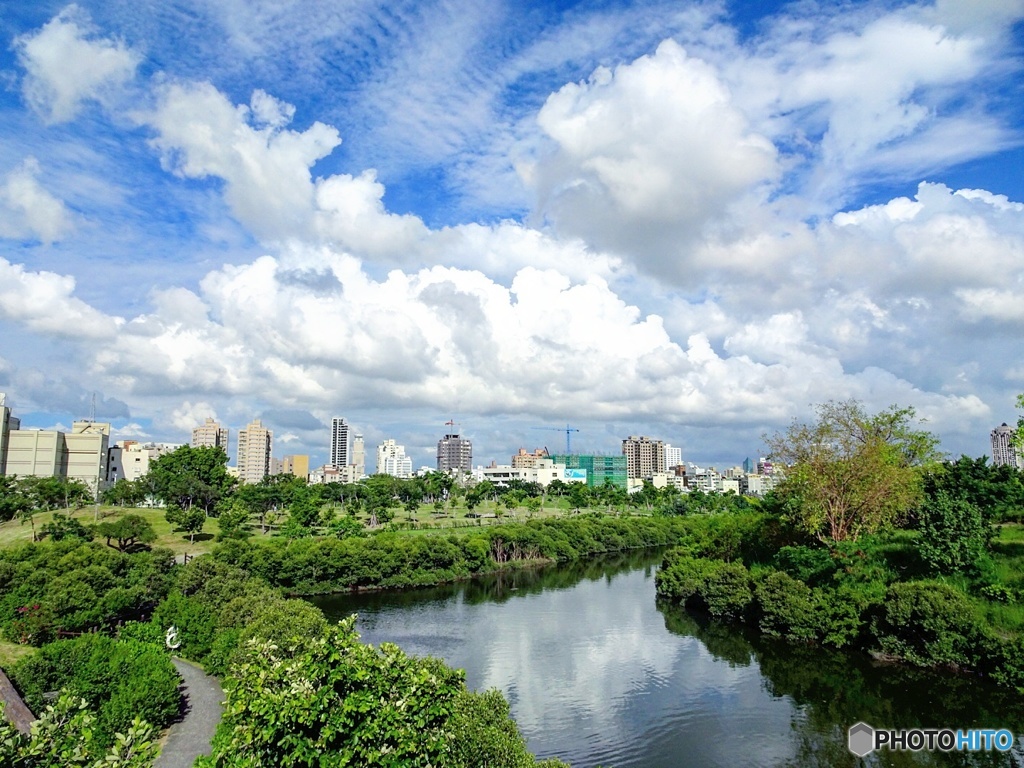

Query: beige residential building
left=192, top=417, right=229, bottom=454
left=352, top=434, right=365, bottom=480
left=281, top=454, right=310, bottom=479
left=511, top=448, right=549, bottom=469
left=237, top=419, right=272, bottom=484
left=622, top=436, right=665, bottom=480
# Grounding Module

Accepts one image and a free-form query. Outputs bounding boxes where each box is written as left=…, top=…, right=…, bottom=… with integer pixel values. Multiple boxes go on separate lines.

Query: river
left=308, top=548, right=1024, bottom=767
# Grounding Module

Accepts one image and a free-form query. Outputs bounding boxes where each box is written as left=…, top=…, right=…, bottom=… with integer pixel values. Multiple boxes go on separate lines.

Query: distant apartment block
left=237, top=419, right=272, bottom=484
left=330, top=417, right=350, bottom=468
left=352, top=434, right=366, bottom=479
left=281, top=454, right=310, bottom=479
left=376, top=439, right=412, bottom=479
left=437, top=430, right=472, bottom=474
left=991, top=423, right=1024, bottom=469
left=511, top=448, right=549, bottom=468
left=622, top=436, right=665, bottom=480
left=664, top=444, right=682, bottom=470
left=192, top=417, right=229, bottom=454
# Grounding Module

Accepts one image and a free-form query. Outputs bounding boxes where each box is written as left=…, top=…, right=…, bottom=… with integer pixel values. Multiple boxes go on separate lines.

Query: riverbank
left=655, top=517, right=1024, bottom=692
left=213, top=514, right=693, bottom=596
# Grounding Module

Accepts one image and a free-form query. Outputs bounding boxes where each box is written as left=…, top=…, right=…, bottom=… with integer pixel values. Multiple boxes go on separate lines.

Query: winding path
left=155, top=658, right=224, bottom=768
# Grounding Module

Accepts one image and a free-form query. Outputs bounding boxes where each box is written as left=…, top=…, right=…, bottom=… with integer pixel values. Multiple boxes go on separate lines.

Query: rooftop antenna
left=89, top=392, right=96, bottom=422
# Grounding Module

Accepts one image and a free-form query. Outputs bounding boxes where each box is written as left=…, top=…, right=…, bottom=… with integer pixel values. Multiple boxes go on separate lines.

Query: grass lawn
left=0, top=506, right=227, bottom=557
left=0, top=638, right=35, bottom=668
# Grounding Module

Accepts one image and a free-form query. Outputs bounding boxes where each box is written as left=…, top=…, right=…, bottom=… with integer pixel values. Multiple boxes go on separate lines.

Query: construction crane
left=531, top=424, right=580, bottom=454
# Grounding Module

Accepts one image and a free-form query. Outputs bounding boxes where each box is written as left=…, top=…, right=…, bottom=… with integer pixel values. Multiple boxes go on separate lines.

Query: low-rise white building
left=106, top=441, right=180, bottom=483
left=475, top=458, right=585, bottom=488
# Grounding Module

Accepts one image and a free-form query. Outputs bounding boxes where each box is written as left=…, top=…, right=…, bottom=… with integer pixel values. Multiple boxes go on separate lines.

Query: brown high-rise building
left=621, top=435, right=665, bottom=480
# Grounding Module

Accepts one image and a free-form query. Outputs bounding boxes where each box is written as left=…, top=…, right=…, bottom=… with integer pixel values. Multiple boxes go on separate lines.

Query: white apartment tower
left=330, top=417, right=350, bottom=468
left=192, top=417, right=229, bottom=454
left=237, top=419, right=272, bottom=484
left=376, top=439, right=412, bottom=479
left=353, top=434, right=365, bottom=479
left=664, top=444, right=682, bottom=470
left=991, top=423, right=1024, bottom=469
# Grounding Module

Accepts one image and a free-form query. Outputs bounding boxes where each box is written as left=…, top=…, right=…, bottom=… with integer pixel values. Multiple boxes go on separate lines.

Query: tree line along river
left=309, top=548, right=1024, bottom=768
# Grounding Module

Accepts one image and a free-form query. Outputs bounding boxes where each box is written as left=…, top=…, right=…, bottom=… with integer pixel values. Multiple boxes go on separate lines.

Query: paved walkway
left=0, top=667, right=35, bottom=735
left=155, top=658, right=224, bottom=768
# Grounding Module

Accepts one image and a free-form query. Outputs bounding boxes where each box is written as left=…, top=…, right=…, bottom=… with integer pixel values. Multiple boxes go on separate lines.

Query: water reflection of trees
left=313, top=548, right=666, bottom=616
left=657, top=601, right=1024, bottom=768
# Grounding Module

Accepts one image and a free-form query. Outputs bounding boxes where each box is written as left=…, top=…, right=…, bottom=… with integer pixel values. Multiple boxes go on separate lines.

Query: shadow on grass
left=182, top=533, right=214, bottom=543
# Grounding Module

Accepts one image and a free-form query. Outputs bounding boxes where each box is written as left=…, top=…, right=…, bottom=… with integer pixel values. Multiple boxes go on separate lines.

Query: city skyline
left=1, top=2, right=1023, bottom=469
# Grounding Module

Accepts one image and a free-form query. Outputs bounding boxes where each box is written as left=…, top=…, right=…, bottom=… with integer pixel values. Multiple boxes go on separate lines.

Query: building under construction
left=549, top=453, right=627, bottom=489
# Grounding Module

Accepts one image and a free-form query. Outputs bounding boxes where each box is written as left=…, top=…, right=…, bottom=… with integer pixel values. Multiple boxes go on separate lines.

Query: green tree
left=146, top=445, right=234, bottom=516
left=40, top=513, right=94, bottom=542
left=166, top=505, right=207, bottom=543
left=102, top=479, right=147, bottom=508
left=765, top=400, right=941, bottom=543
left=918, top=492, right=990, bottom=576
left=0, top=475, right=32, bottom=522
left=94, top=515, right=157, bottom=552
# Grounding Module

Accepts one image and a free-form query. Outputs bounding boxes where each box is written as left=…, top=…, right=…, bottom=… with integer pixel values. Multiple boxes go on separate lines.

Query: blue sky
left=1, top=0, right=1023, bottom=471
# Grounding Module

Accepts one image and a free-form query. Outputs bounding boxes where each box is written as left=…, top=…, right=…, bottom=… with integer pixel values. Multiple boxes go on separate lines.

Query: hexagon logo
left=848, top=722, right=875, bottom=756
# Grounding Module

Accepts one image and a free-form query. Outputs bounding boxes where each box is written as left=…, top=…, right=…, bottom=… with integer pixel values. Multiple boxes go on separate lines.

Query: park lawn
left=0, top=638, right=35, bottom=668
left=0, top=506, right=225, bottom=557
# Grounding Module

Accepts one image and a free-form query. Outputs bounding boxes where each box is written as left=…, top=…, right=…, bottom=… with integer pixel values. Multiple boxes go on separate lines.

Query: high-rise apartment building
left=192, top=417, right=229, bottom=454
left=991, top=423, right=1024, bottom=469
left=376, top=439, right=412, bottom=479
left=621, top=436, right=665, bottom=480
left=437, top=431, right=472, bottom=473
left=237, top=419, right=272, bottom=484
left=353, top=434, right=365, bottom=479
left=664, top=444, right=682, bottom=470
left=329, top=417, right=349, bottom=468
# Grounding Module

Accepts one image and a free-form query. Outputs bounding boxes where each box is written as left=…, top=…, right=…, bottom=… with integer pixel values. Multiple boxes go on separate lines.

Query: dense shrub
left=873, top=581, right=986, bottom=668
left=655, top=553, right=752, bottom=620
left=10, top=634, right=180, bottom=747
left=917, top=492, right=990, bottom=577
left=0, top=540, right=174, bottom=644
left=754, top=571, right=818, bottom=642
left=195, top=617, right=565, bottom=768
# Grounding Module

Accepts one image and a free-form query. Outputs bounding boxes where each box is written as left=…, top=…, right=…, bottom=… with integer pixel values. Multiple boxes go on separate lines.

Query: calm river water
left=309, top=549, right=1024, bottom=768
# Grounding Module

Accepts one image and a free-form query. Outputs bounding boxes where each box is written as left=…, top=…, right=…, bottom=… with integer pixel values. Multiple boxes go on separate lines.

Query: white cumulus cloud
left=15, top=5, right=140, bottom=123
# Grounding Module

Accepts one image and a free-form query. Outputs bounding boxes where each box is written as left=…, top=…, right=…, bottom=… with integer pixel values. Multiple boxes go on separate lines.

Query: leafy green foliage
left=146, top=444, right=234, bottom=515
left=93, top=515, right=156, bottom=552
left=39, top=514, right=94, bottom=543
left=655, top=554, right=752, bottom=620
left=165, top=505, right=206, bottom=543
left=0, top=541, right=174, bottom=643
left=0, top=692, right=159, bottom=768
left=10, top=634, right=180, bottom=747
left=873, top=581, right=986, bottom=668
left=195, top=617, right=561, bottom=768
left=917, top=492, right=990, bottom=576
left=765, top=400, right=940, bottom=542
